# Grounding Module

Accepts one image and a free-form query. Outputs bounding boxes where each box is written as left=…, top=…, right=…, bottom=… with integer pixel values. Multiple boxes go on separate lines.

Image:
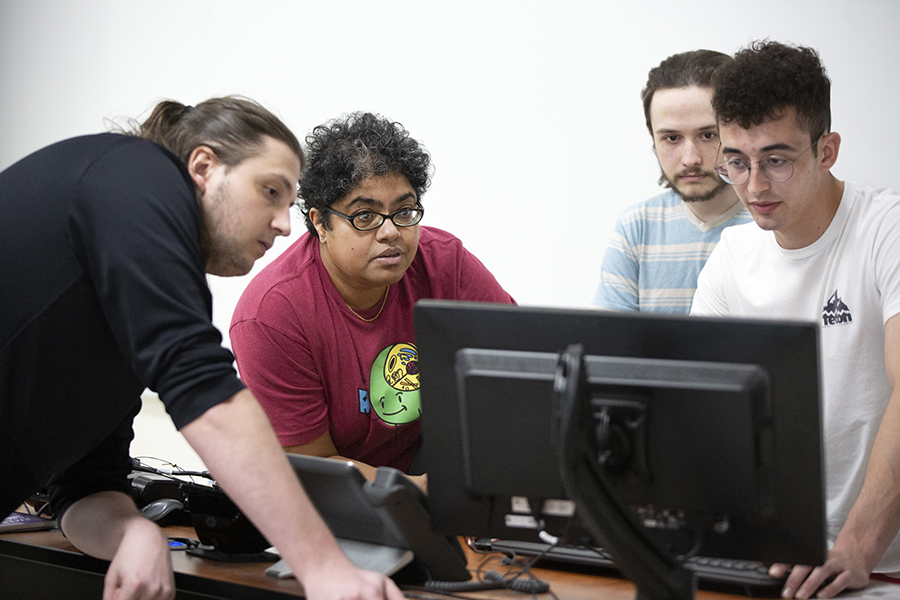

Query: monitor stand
left=555, top=344, right=696, bottom=600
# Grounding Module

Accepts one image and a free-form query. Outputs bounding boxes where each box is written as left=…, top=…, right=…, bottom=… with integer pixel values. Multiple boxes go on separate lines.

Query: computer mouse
left=141, top=498, right=187, bottom=526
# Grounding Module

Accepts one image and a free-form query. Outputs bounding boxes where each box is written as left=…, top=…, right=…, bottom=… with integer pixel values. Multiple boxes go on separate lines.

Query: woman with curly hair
left=231, top=113, right=514, bottom=487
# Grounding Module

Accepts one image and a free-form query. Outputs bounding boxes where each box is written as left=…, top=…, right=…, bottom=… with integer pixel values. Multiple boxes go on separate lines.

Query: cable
left=537, top=529, right=559, bottom=546
left=402, top=591, right=499, bottom=600
left=419, top=550, right=554, bottom=598
left=421, top=567, right=550, bottom=595
left=497, top=546, right=559, bottom=599
left=131, top=456, right=212, bottom=481
left=422, top=579, right=506, bottom=592
left=485, top=569, right=550, bottom=594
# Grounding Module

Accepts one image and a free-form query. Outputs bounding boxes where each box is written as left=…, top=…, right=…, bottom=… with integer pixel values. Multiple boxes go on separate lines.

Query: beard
left=200, top=182, right=254, bottom=277
left=659, top=167, right=729, bottom=203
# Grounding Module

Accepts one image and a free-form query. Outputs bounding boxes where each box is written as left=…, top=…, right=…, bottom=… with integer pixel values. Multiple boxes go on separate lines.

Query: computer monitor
left=415, top=300, right=826, bottom=590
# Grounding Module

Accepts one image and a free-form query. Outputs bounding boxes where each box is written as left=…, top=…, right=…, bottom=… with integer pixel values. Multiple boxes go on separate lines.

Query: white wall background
left=3, top=0, right=900, bottom=350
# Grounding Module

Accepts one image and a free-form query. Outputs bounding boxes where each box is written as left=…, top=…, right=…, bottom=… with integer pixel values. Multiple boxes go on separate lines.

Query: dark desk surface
left=3, top=527, right=895, bottom=599
left=0, top=525, right=769, bottom=600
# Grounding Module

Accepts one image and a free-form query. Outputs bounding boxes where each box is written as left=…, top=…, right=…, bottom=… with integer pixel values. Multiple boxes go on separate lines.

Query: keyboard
left=475, top=538, right=786, bottom=590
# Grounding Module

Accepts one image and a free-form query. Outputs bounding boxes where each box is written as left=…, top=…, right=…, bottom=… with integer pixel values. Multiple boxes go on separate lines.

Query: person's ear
left=309, top=208, right=328, bottom=243
left=187, top=145, right=220, bottom=195
left=818, top=132, right=841, bottom=171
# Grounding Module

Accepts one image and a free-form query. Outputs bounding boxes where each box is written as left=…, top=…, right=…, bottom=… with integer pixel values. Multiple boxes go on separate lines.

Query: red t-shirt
left=230, top=226, right=515, bottom=472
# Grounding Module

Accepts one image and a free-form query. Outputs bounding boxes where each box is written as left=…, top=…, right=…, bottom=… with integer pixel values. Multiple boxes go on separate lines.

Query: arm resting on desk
left=180, top=388, right=406, bottom=600
left=61, top=490, right=174, bottom=600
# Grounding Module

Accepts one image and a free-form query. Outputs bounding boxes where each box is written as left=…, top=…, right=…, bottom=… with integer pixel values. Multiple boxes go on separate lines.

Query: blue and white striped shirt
left=592, top=190, right=751, bottom=314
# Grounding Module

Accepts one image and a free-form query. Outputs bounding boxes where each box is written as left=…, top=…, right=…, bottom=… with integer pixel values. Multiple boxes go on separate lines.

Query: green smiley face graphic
left=369, top=343, right=422, bottom=425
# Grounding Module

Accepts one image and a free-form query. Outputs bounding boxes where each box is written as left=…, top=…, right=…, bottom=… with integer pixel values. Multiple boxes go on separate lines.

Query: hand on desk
left=769, top=546, right=870, bottom=599
left=301, top=558, right=405, bottom=600
left=103, top=517, right=174, bottom=600
left=61, top=490, right=175, bottom=600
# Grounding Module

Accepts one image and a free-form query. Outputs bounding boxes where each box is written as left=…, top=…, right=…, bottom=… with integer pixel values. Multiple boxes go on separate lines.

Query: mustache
left=676, top=168, right=715, bottom=178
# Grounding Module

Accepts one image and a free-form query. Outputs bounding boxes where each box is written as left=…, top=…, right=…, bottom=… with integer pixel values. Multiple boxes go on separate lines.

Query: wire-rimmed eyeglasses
left=324, top=206, right=424, bottom=232
left=715, top=143, right=815, bottom=186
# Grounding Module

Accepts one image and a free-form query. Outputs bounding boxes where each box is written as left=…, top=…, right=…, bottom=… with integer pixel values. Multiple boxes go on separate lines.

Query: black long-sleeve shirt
left=0, top=133, right=244, bottom=519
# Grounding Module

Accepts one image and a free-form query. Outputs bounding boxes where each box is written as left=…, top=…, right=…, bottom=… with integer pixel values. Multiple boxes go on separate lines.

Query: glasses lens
left=761, top=156, right=794, bottom=182
left=393, top=208, right=423, bottom=227
left=352, top=212, right=383, bottom=231
left=716, top=163, right=734, bottom=184
left=719, top=160, right=748, bottom=185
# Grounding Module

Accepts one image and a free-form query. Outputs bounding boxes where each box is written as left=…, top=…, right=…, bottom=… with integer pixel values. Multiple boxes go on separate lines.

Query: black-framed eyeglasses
left=715, top=143, right=815, bottom=186
left=324, top=206, right=424, bottom=231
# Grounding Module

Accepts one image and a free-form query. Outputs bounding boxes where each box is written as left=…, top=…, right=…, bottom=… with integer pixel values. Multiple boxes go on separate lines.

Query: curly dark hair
left=641, top=49, right=731, bottom=134
left=712, top=40, right=831, bottom=154
left=298, top=112, right=432, bottom=235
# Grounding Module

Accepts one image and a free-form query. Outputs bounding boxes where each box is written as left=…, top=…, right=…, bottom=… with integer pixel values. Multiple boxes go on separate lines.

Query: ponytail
left=125, top=96, right=303, bottom=170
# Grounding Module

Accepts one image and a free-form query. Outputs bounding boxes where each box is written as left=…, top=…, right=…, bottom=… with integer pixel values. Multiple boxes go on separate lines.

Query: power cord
left=423, top=569, right=549, bottom=594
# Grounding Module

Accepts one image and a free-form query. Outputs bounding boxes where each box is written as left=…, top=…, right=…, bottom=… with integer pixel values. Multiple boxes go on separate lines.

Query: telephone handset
left=281, top=453, right=471, bottom=583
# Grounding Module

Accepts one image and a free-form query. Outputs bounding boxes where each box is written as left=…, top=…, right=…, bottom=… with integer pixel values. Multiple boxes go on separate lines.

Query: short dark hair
left=130, top=95, right=304, bottom=170
left=641, top=49, right=731, bottom=133
left=298, top=112, right=432, bottom=236
left=712, top=40, right=831, bottom=152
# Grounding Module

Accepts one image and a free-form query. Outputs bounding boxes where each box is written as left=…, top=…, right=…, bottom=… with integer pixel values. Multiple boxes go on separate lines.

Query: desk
left=0, top=527, right=791, bottom=600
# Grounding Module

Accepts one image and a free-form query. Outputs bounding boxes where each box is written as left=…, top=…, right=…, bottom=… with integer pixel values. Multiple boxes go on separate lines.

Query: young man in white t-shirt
left=692, top=40, right=900, bottom=599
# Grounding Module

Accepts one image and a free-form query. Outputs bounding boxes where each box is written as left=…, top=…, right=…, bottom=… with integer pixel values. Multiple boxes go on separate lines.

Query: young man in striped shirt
left=592, top=50, right=750, bottom=313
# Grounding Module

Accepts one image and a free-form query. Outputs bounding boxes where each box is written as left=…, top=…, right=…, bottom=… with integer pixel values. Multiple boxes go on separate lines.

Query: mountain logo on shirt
left=822, top=290, right=853, bottom=327
left=367, top=343, right=422, bottom=426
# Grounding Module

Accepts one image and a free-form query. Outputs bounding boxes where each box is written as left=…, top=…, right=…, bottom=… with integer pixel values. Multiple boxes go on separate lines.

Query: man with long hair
left=0, top=97, right=404, bottom=600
